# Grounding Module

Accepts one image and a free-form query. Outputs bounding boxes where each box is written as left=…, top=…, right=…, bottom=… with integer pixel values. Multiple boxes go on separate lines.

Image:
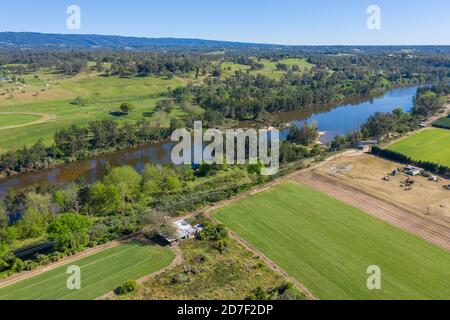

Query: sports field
left=386, top=128, right=450, bottom=167
left=214, top=182, right=450, bottom=300
left=0, top=242, right=174, bottom=300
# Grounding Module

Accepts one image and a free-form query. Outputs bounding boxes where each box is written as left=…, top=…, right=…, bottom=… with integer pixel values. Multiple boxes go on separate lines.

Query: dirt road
left=293, top=171, right=450, bottom=252
left=0, top=112, right=56, bottom=130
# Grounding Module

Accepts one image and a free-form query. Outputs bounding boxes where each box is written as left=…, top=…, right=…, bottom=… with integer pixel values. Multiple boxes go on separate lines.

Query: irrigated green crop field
left=214, top=182, right=450, bottom=300
left=386, top=128, right=450, bottom=167
left=0, top=242, right=174, bottom=300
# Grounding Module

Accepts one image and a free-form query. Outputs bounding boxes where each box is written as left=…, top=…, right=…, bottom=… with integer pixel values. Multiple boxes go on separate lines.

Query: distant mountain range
left=1, top=32, right=450, bottom=54
left=0, top=32, right=279, bottom=50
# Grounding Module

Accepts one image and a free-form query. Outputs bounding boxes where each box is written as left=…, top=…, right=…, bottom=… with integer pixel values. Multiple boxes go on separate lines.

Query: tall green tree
left=48, top=213, right=92, bottom=252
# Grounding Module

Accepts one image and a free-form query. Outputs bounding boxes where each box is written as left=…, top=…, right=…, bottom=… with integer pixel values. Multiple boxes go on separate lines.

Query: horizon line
left=2, top=31, right=450, bottom=47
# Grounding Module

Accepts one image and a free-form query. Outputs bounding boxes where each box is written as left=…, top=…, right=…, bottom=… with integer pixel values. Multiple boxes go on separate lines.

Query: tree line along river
left=0, top=86, right=418, bottom=198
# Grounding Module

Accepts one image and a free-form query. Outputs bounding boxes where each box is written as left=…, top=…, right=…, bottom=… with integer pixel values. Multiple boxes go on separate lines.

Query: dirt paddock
left=302, top=152, right=450, bottom=228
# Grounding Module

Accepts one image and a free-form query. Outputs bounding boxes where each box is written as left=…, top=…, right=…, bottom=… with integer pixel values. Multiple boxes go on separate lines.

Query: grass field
left=386, top=128, right=450, bottom=167
left=214, top=182, right=450, bottom=300
left=0, top=67, right=187, bottom=151
left=433, top=115, right=450, bottom=129
left=0, top=114, right=42, bottom=127
left=0, top=242, right=174, bottom=300
left=220, top=58, right=312, bottom=80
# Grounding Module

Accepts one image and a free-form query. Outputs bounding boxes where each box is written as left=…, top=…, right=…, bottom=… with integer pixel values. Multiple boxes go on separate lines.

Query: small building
left=357, top=140, right=378, bottom=151
left=161, top=219, right=204, bottom=246
left=405, top=165, right=423, bottom=176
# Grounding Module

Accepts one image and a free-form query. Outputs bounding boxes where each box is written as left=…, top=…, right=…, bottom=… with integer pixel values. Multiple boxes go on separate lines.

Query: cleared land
left=0, top=241, right=174, bottom=300
left=295, top=171, right=450, bottom=251
left=386, top=128, right=450, bottom=167
left=314, top=152, right=450, bottom=225
left=214, top=181, right=450, bottom=300
left=220, top=58, right=312, bottom=80
left=0, top=67, right=186, bottom=151
left=114, top=239, right=301, bottom=300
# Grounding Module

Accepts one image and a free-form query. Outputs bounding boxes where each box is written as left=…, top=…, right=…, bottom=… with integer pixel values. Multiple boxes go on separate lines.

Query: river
left=0, top=85, right=418, bottom=197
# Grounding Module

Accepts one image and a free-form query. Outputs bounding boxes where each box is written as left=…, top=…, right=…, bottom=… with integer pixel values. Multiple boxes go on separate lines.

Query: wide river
left=0, top=85, right=419, bottom=197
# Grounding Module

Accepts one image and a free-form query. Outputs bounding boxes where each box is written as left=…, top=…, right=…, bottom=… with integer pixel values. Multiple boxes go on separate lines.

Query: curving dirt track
left=0, top=112, right=56, bottom=130
left=293, top=171, right=450, bottom=252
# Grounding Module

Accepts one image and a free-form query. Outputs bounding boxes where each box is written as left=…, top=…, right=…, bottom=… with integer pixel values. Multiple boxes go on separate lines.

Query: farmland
left=0, top=57, right=313, bottom=152
left=0, top=67, right=187, bottom=151
left=220, top=58, right=312, bottom=80
left=386, top=128, right=450, bottom=167
left=214, top=182, right=450, bottom=300
left=0, top=242, right=174, bottom=300
left=115, top=238, right=304, bottom=300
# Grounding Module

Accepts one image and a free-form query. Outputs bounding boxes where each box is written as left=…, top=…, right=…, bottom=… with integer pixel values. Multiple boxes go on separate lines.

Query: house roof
left=164, top=219, right=202, bottom=243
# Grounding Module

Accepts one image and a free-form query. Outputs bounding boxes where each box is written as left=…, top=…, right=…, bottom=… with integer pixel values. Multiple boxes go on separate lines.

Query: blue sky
left=1, top=0, right=449, bottom=45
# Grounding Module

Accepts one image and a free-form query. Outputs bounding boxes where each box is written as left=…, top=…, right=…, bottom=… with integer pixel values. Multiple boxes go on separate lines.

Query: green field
left=220, top=58, right=312, bottom=80
left=433, top=115, right=450, bottom=129
left=214, top=182, right=450, bottom=300
left=0, top=68, right=187, bottom=151
left=0, top=242, right=174, bottom=300
left=386, top=128, right=450, bottom=167
left=0, top=114, right=42, bottom=127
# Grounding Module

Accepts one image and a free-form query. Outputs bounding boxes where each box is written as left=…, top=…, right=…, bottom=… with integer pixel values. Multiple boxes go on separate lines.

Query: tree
left=17, top=208, right=49, bottom=239
left=116, top=280, right=137, bottom=295
left=0, top=203, right=7, bottom=230
left=103, top=166, right=141, bottom=201
left=413, top=91, right=445, bottom=118
left=247, top=287, right=269, bottom=300
left=95, top=61, right=104, bottom=73
left=120, top=102, right=135, bottom=114
left=87, top=182, right=121, bottom=216
left=47, top=213, right=92, bottom=252
left=0, top=203, right=9, bottom=247
left=24, top=191, right=53, bottom=215
left=361, top=112, right=396, bottom=139
left=287, top=123, right=319, bottom=146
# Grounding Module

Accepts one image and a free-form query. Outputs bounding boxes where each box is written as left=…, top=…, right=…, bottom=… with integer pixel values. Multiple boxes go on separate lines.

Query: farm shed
left=357, top=140, right=378, bottom=151
left=405, top=165, right=424, bottom=176
left=162, top=219, right=204, bottom=246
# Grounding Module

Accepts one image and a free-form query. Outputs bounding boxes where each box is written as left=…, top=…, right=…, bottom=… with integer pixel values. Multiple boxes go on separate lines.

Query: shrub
left=70, top=97, right=87, bottom=106
left=213, top=239, right=230, bottom=254
left=198, top=223, right=229, bottom=241
left=116, top=279, right=138, bottom=295
left=120, top=102, right=135, bottom=114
